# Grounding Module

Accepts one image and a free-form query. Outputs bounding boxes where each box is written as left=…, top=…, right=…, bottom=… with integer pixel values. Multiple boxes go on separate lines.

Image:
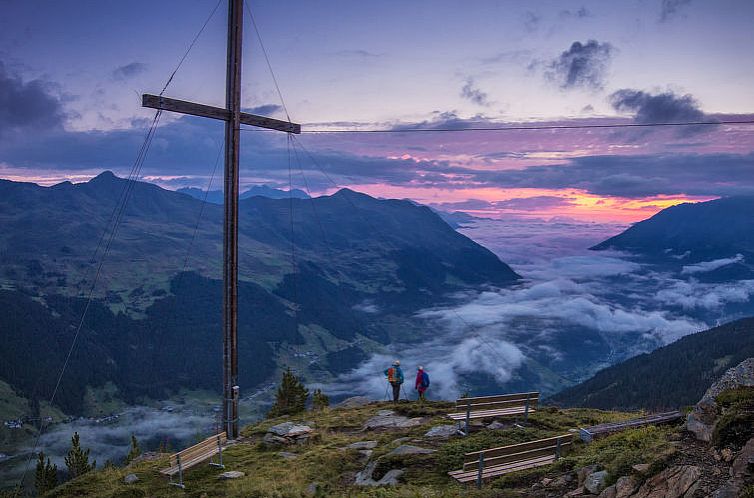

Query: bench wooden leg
left=476, top=452, right=485, bottom=489
left=169, top=454, right=186, bottom=489
left=464, top=401, right=471, bottom=437
left=210, top=434, right=225, bottom=468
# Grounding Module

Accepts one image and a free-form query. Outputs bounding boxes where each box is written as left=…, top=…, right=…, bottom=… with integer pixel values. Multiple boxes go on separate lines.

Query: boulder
left=268, top=422, right=313, bottom=438
left=631, top=463, right=650, bottom=474
left=598, top=485, right=616, bottom=498
left=486, top=420, right=508, bottom=430
left=731, top=436, right=754, bottom=478
left=630, top=465, right=701, bottom=498
left=347, top=441, right=378, bottom=450
left=687, top=358, right=754, bottom=442
left=424, top=425, right=458, bottom=438
left=337, top=396, right=371, bottom=408
left=354, top=460, right=404, bottom=486
left=613, top=475, right=638, bottom=498
left=278, top=451, right=298, bottom=459
left=219, top=470, right=245, bottom=479
left=386, top=444, right=435, bottom=457
left=584, top=470, right=608, bottom=494
left=305, top=482, right=319, bottom=496
left=364, top=413, right=422, bottom=430
left=264, top=422, right=313, bottom=446
left=578, top=465, right=599, bottom=487
left=123, top=473, right=139, bottom=484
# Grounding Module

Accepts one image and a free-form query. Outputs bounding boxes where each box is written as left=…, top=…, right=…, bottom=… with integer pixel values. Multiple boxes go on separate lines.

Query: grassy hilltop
left=41, top=401, right=681, bottom=498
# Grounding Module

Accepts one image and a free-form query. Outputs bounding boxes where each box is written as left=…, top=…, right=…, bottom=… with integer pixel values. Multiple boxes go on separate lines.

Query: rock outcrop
left=629, top=465, right=701, bottom=498
left=263, top=422, right=314, bottom=445
left=687, top=358, right=754, bottom=442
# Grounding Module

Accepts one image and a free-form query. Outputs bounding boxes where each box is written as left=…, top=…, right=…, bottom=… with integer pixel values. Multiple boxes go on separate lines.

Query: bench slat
left=456, top=398, right=539, bottom=411
left=456, top=391, right=539, bottom=405
left=463, top=441, right=571, bottom=471
left=447, top=406, right=536, bottom=420
left=464, top=434, right=572, bottom=459
left=160, top=432, right=226, bottom=477
left=450, top=454, right=557, bottom=482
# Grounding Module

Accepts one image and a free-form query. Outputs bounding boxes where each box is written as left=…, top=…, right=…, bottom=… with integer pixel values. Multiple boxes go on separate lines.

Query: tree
left=64, top=432, right=95, bottom=478
left=267, top=367, right=309, bottom=418
left=312, top=389, right=329, bottom=410
left=125, top=434, right=141, bottom=464
left=35, top=451, right=58, bottom=495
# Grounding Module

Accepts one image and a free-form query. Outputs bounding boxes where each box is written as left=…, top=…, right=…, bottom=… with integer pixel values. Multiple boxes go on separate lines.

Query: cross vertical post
left=142, top=0, right=300, bottom=442
left=223, top=0, right=243, bottom=441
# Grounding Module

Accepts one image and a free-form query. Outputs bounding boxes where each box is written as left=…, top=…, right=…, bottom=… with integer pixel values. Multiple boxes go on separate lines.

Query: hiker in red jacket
left=415, top=366, right=430, bottom=401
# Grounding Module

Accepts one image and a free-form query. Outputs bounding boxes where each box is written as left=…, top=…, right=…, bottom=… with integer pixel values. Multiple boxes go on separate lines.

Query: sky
left=1, top=0, right=754, bottom=222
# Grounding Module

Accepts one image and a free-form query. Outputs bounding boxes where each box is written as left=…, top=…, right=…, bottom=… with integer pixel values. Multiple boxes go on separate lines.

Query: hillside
left=0, top=173, right=520, bottom=414
left=176, top=185, right=310, bottom=204
left=591, top=196, right=754, bottom=270
left=35, top=395, right=754, bottom=498
left=549, top=317, right=754, bottom=410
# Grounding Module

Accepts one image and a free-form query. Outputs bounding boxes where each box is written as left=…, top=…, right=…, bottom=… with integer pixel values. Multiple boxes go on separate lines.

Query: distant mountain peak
left=89, top=170, right=118, bottom=183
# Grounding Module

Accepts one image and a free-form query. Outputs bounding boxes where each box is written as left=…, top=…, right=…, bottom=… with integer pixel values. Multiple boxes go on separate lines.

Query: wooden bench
left=448, top=434, right=572, bottom=488
left=579, top=410, right=683, bottom=443
left=448, top=391, right=539, bottom=435
left=160, top=432, right=227, bottom=488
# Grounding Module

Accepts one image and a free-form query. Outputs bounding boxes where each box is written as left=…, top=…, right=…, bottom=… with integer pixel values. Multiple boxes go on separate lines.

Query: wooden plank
left=447, top=406, right=535, bottom=420
left=463, top=442, right=571, bottom=471
left=142, top=94, right=301, bottom=134
left=457, top=398, right=539, bottom=411
left=456, top=391, right=539, bottom=405
left=450, top=454, right=557, bottom=483
left=465, top=434, right=572, bottom=459
left=583, top=411, right=682, bottom=436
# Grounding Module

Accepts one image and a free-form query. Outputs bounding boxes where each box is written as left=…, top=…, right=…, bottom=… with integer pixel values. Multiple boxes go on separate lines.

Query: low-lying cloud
left=681, top=254, right=745, bottom=274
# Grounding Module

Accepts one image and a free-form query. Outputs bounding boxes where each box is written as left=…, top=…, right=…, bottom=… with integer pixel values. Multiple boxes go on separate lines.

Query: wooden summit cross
left=142, top=0, right=300, bottom=439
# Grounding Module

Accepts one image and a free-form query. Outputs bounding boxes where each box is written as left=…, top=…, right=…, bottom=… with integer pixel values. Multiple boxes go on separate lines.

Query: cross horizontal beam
left=142, top=94, right=300, bottom=134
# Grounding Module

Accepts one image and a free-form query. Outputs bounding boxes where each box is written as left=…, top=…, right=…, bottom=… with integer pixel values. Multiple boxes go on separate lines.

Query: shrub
left=268, top=367, right=309, bottom=418
left=35, top=451, right=58, bottom=494
left=64, top=432, right=96, bottom=478
left=312, top=389, right=329, bottom=410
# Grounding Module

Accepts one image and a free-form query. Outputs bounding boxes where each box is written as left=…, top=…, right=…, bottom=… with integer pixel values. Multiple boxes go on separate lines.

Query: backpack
left=387, top=367, right=397, bottom=383
left=421, top=371, right=430, bottom=388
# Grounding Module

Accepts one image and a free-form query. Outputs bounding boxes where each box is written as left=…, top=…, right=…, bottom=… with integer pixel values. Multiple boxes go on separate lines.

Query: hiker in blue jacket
left=384, top=360, right=404, bottom=402
left=415, top=366, right=430, bottom=401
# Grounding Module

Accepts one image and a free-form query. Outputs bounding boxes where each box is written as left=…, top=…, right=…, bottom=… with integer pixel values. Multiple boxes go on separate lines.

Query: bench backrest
left=462, top=434, right=572, bottom=471
left=168, top=432, right=227, bottom=468
left=456, top=392, right=539, bottom=412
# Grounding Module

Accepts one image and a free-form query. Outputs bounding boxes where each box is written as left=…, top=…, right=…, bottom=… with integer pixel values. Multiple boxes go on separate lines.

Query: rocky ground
left=17, top=359, right=754, bottom=498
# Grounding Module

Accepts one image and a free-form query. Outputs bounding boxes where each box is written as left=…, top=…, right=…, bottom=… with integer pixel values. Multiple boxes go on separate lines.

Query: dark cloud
left=432, top=199, right=495, bottom=211
left=391, top=111, right=497, bottom=131
left=559, top=7, right=592, bottom=19
left=334, top=49, right=383, bottom=58
left=495, top=196, right=575, bottom=210
left=546, top=40, right=614, bottom=90
left=111, top=62, right=147, bottom=81
left=480, top=153, right=754, bottom=198
left=0, top=60, right=66, bottom=136
left=659, top=0, right=693, bottom=22
left=245, top=104, right=283, bottom=116
left=460, top=79, right=490, bottom=107
left=609, top=89, right=706, bottom=123
left=523, top=11, right=542, bottom=32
